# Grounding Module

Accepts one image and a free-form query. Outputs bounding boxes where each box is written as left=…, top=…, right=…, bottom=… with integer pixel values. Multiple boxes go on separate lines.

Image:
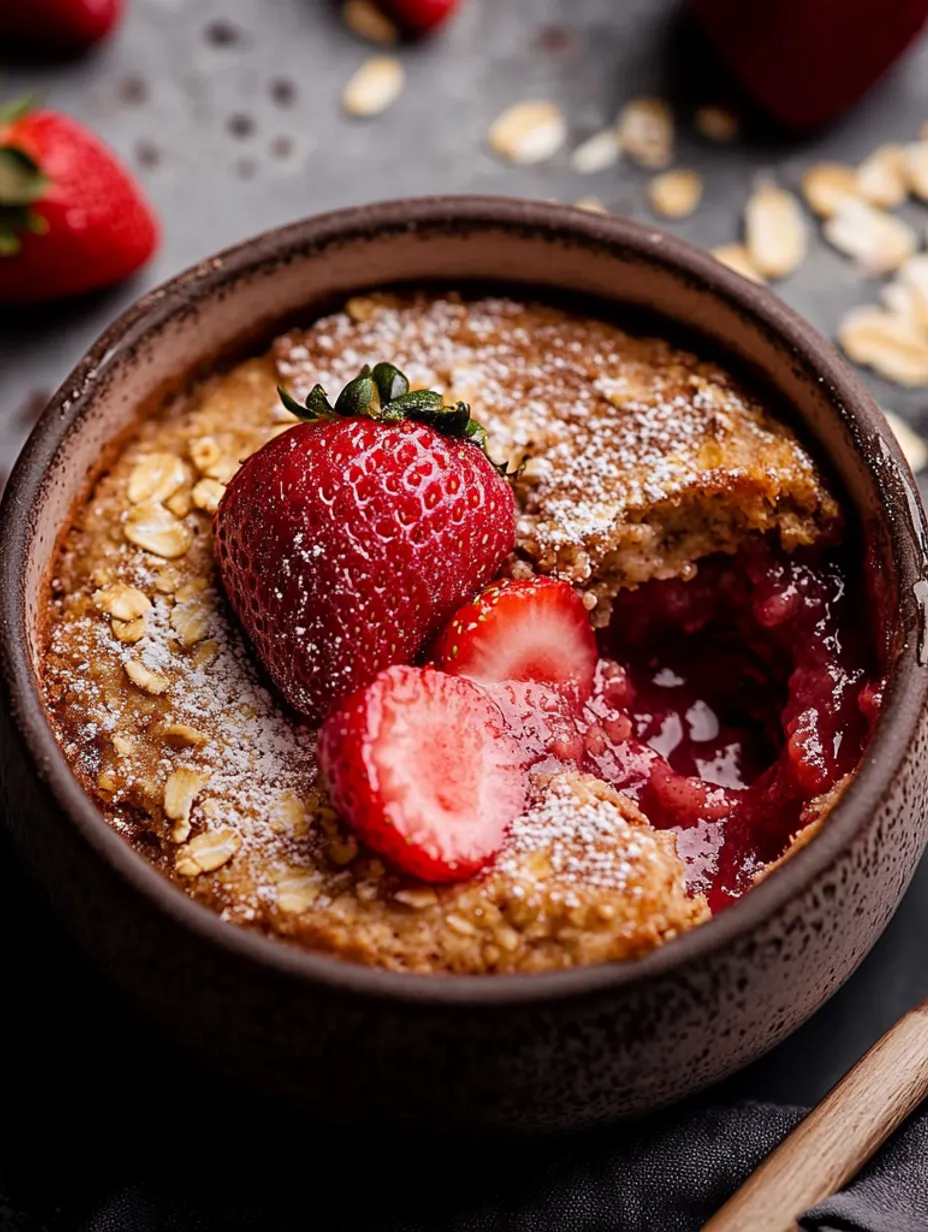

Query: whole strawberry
left=378, top=0, right=461, bottom=36
left=0, top=99, right=158, bottom=303
left=214, top=363, right=516, bottom=721
left=0, top=0, right=123, bottom=51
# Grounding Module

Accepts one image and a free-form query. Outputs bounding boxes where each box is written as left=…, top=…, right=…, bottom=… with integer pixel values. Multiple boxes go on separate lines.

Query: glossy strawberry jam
left=493, top=540, right=882, bottom=910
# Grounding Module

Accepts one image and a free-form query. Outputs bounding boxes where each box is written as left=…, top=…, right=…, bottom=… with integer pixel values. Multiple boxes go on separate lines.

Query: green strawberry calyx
left=0, top=96, right=48, bottom=258
left=277, top=362, right=517, bottom=476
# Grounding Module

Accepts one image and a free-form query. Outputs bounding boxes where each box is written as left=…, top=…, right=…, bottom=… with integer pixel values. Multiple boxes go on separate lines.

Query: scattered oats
left=189, top=436, right=222, bottom=474
left=446, top=912, right=478, bottom=936
left=276, top=873, right=320, bottom=914
left=801, top=163, right=860, bottom=218
left=124, top=503, right=193, bottom=559
left=648, top=168, right=703, bottom=218
left=745, top=184, right=807, bottom=279
left=616, top=97, right=673, bottom=168
left=92, top=583, right=151, bottom=621
left=394, top=887, right=438, bottom=909
left=127, top=453, right=188, bottom=505
left=170, top=596, right=211, bottom=647
left=857, top=144, right=908, bottom=210
left=206, top=456, right=240, bottom=485
left=175, top=828, right=241, bottom=876
left=881, top=255, right=928, bottom=332
left=694, top=104, right=739, bottom=143
left=154, top=565, right=181, bottom=595
left=520, top=454, right=552, bottom=483
left=176, top=578, right=207, bottom=601
left=882, top=408, right=928, bottom=471
left=838, top=305, right=928, bottom=387
left=191, top=477, right=226, bottom=514
left=192, top=639, right=219, bottom=669
left=711, top=243, right=765, bottom=283
left=345, top=296, right=378, bottom=322
left=272, top=793, right=307, bottom=834
left=124, top=659, right=170, bottom=695
left=112, top=734, right=135, bottom=757
left=569, top=128, right=620, bottom=174
left=341, top=0, right=398, bottom=45
left=488, top=100, right=567, bottom=165
left=824, top=197, right=917, bottom=275
left=160, top=722, right=208, bottom=747
left=342, top=55, right=405, bottom=118
left=328, top=834, right=359, bottom=865
left=904, top=142, right=928, bottom=201
left=164, top=767, right=210, bottom=844
left=166, top=490, right=192, bottom=518
left=573, top=196, right=608, bottom=214
left=111, top=617, right=146, bottom=644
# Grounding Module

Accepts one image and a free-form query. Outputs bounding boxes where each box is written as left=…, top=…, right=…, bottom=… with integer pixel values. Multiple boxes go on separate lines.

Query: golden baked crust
left=41, top=293, right=837, bottom=974
left=277, top=293, right=840, bottom=622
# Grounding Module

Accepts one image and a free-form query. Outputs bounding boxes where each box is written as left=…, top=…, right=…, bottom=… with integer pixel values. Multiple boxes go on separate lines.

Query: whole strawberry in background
left=214, top=363, right=517, bottom=722
left=0, top=0, right=122, bottom=51
left=0, top=98, right=159, bottom=303
left=378, top=0, right=461, bottom=36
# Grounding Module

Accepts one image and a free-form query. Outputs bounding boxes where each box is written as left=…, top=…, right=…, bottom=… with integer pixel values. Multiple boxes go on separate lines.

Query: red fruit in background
left=379, top=0, right=461, bottom=36
left=215, top=365, right=516, bottom=722
left=319, top=665, right=526, bottom=882
left=0, top=102, right=158, bottom=303
left=433, top=575, right=598, bottom=699
left=0, top=0, right=123, bottom=51
left=692, top=0, right=928, bottom=130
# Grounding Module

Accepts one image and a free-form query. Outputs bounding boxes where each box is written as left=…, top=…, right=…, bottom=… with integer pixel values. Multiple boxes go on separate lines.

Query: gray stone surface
left=3, top=0, right=928, bottom=1109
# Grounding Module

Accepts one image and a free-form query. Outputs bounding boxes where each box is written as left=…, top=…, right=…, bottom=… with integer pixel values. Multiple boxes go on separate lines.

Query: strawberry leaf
left=275, top=361, right=513, bottom=475
left=0, top=94, right=40, bottom=127
left=304, top=384, right=334, bottom=417
left=276, top=384, right=335, bottom=422
left=371, top=361, right=409, bottom=404
left=0, top=147, right=46, bottom=207
left=334, top=368, right=378, bottom=418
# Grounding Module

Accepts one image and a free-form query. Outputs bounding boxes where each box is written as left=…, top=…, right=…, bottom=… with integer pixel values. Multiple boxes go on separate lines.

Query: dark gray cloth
left=47, top=1103, right=924, bottom=1232
left=2, top=827, right=928, bottom=1232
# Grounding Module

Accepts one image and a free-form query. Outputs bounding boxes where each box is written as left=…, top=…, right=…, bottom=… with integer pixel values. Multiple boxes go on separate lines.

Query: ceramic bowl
left=3, top=196, right=928, bottom=1133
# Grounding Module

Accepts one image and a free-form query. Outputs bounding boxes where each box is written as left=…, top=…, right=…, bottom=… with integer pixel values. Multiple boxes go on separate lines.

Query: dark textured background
left=3, top=0, right=928, bottom=1224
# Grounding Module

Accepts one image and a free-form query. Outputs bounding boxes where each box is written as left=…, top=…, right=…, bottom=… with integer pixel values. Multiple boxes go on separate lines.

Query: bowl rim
left=3, top=193, right=927, bottom=1007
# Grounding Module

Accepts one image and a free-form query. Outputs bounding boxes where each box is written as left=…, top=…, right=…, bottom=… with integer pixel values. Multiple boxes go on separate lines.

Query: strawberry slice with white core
left=318, top=665, right=526, bottom=882
left=432, top=576, right=598, bottom=699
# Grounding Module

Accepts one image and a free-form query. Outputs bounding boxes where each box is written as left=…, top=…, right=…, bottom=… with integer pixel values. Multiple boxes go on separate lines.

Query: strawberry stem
left=277, top=362, right=516, bottom=474
left=0, top=95, right=48, bottom=258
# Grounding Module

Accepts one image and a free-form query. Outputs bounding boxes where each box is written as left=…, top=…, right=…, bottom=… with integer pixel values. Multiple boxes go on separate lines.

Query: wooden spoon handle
left=702, top=998, right=928, bottom=1232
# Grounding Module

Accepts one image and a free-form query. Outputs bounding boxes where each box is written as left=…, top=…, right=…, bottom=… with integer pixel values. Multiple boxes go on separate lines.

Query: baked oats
left=41, top=293, right=876, bottom=974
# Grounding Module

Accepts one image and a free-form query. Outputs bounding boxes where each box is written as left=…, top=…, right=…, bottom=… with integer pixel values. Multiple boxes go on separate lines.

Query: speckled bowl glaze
left=2, top=197, right=928, bottom=1134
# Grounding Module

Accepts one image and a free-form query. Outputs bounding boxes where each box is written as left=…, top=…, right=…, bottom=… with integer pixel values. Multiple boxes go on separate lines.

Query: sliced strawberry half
left=318, top=665, right=526, bottom=882
left=432, top=576, right=598, bottom=699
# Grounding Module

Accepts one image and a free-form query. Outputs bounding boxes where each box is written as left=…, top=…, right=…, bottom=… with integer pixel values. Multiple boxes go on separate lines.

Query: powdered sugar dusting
left=276, top=293, right=836, bottom=602
left=500, top=773, right=659, bottom=892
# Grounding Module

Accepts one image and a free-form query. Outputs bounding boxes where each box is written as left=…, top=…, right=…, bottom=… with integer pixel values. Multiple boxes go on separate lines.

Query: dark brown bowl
left=2, top=197, right=928, bottom=1134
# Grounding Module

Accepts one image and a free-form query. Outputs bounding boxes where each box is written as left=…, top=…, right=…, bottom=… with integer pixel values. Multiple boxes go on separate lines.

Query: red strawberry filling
left=478, top=540, right=881, bottom=911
